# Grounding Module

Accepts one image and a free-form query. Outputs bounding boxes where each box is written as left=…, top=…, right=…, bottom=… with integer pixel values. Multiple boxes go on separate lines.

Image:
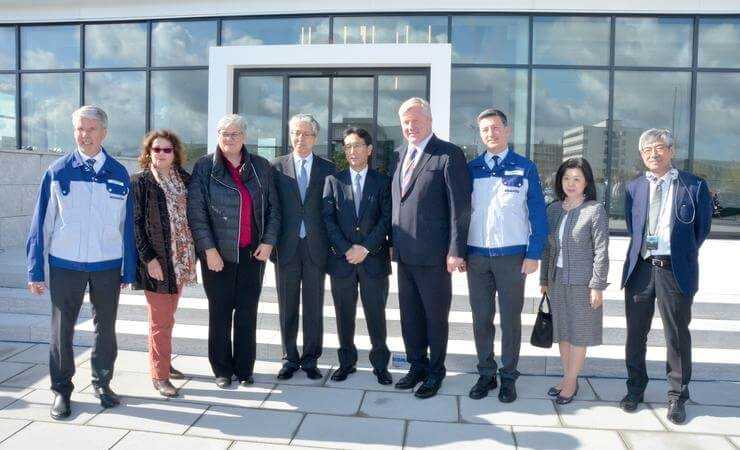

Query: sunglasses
left=151, top=146, right=174, bottom=154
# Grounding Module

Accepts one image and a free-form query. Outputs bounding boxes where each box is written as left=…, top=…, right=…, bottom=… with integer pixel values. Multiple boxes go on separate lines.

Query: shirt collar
left=407, top=133, right=433, bottom=154
left=350, top=166, right=368, bottom=179
left=77, top=147, right=102, bottom=164
left=293, top=151, right=314, bottom=166
left=486, top=147, right=508, bottom=164
left=645, top=168, right=678, bottom=184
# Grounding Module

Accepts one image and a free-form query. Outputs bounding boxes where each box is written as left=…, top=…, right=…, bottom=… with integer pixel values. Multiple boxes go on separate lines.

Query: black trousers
left=275, top=239, right=325, bottom=369
left=625, top=258, right=693, bottom=400
left=49, top=266, right=120, bottom=396
left=202, top=245, right=264, bottom=380
left=397, top=262, right=452, bottom=380
left=330, top=268, right=390, bottom=372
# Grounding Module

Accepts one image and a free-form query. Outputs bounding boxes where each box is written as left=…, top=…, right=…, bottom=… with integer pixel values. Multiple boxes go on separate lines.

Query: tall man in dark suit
left=620, top=128, right=712, bottom=424
left=272, top=114, right=336, bottom=380
left=322, top=127, right=393, bottom=385
left=390, top=97, right=471, bottom=398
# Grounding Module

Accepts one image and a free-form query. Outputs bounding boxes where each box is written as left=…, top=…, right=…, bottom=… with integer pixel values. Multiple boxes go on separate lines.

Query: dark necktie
left=298, top=159, right=308, bottom=238
left=354, top=173, right=362, bottom=215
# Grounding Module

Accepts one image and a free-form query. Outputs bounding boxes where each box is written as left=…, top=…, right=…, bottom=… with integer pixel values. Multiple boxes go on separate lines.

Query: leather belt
left=645, top=255, right=672, bottom=269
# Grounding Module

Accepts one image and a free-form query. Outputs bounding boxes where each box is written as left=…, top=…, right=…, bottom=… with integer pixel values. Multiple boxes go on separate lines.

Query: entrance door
left=235, top=69, right=429, bottom=172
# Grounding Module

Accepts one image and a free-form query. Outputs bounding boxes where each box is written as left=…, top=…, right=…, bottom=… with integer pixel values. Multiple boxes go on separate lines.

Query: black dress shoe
left=374, top=370, right=393, bottom=385
left=330, top=366, right=356, bottom=382
left=667, top=398, right=687, bottom=424
left=555, top=382, right=579, bottom=405
left=547, top=386, right=562, bottom=397
left=277, top=366, right=298, bottom=380
left=395, top=371, right=427, bottom=390
left=92, top=385, right=121, bottom=408
left=239, top=376, right=254, bottom=386
left=620, top=393, right=643, bottom=412
left=169, top=366, right=185, bottom=380
left=303, top=367, right=323, bottom=380
left=415, top=378, right=442, bottom=399
left=469, top=375, right=498, bottom=400
left=498, top=380, right=517, bottom=403
left=215, top=376, right=232, bottom=388
left=50, top=392, right=71, bottom=420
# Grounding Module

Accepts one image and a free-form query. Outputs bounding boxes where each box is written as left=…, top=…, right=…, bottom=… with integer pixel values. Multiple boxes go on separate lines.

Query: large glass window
left=223, top=17, right=329, bottom=45
left=21, top=25, right=80, bottom=70
left=288, top=77, right=330, bottom=158
left=451, top=16, right=529, bottom=64
left=376, top=74, right=427, bottom=172
left=694, top=73, right=740, bottom=233
left=531, top=69, right=610, bottom=204
left=85, top=23, right=147, bottom=68
left=615, top=17, right=693, bottom=67
left=236, top=75, right=284, bottom=159
left=698, top=18, right=740, bottom=69
left=21, top=73, right=79, bottom=152
left=0, top=75, right=15, bottom=149
left=533, top=16, right=610, bottom=66
left=450, top=67, right=527, bottom=159
left=333, top=16, right=447, bottom=44
left=0, top=27, right=15, bottom=70
left=85, top=72, right=146, bottom=156
left=152, top=20, right=216, bottom=67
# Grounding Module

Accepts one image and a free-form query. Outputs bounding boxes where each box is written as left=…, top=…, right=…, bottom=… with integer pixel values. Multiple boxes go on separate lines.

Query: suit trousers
left=397, top=262, right=452, bottom=380
left=625, top=258, right=693, bottom=400
left=49, top=266, right=120, bottom=396
left=144, top=289, right=180, bottom=380
left=275, top=238, right=325, bottom=369
left=202, top=245, right=264, bottom=380
left=466, top=253, right=526, bottom=380
left=330, top=268, right=390, bottom=371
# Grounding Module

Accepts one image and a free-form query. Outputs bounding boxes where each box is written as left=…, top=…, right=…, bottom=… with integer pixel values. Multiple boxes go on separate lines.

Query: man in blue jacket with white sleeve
left=26, top=105, right=136, bottom=419
left=466, top=108, right=547, bottom=402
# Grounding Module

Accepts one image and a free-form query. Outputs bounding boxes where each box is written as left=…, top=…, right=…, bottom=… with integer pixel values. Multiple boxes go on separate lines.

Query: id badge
left=645, top=235, right=659, bottom=250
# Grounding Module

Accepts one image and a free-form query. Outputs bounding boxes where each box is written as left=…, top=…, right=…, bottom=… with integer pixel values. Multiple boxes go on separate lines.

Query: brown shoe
left=153, top=379, right=178, bottom=397
left=169, top=366, right=185, bottom=380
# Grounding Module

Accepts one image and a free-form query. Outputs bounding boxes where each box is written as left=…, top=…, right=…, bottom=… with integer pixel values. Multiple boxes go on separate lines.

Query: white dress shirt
left=349, top=166, right=368, bottom=193
left=645, top=169, right=678, bottom=257
left=556, top=211, right=568, bottom=268
left=402, top=133, right=433, bottom=180
left=292, top=152, right=314, bottom=180
left=77, top=147, right=105, bottom=173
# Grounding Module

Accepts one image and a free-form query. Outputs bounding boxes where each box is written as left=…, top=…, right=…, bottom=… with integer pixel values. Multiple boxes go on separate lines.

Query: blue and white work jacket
left=467, top=148, right=548, bottom=260
left=26, top=148, right=136, bottom=283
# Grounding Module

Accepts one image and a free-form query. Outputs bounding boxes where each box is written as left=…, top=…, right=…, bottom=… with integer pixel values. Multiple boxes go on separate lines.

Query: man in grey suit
left=390, top=97, right=471, bottom=398
left=272, top=114, right=336, bottom=380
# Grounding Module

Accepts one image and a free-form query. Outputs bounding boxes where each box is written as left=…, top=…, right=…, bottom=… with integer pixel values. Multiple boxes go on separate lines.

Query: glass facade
left=0, top=13, right=737, bottom=235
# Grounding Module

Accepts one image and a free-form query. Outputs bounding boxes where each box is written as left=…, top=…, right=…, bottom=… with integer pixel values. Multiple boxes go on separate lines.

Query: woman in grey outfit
left=540, top=157, right=609, bottom=404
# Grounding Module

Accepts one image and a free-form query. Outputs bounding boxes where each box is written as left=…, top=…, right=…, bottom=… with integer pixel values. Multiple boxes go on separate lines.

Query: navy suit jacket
left=621, top=170, right=713, bottom=296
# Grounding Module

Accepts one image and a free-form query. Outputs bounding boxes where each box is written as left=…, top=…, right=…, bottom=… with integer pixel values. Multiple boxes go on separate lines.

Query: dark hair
left=476, top=108, right=508, bottom=126
left=343, top=127, right=373, bottom=147
left=138, top=129, right=187, bottom=169
left=554, top=157, right=598, bottom=202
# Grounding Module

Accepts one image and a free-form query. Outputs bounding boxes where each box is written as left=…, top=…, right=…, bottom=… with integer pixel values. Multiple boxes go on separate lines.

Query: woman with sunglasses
left=132, top=130, right=196, bottom=397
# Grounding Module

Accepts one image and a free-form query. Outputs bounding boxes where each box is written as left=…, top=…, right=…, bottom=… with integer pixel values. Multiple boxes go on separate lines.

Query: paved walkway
left=0, top=342, right=738, bottom=449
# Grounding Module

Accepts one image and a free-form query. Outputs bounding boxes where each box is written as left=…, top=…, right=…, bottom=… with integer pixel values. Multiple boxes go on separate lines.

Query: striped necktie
left=401, top=147, right=417, bottom=195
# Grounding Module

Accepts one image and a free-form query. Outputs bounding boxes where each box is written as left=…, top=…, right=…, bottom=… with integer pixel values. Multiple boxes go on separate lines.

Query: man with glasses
left=322, top=127, right=393, bottom=385
left=620, top=128, right=712, bottom=424
left=272, top=113, right=336, bottom=380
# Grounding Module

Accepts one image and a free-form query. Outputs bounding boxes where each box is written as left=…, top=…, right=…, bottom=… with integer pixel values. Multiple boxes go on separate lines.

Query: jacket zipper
left=211, top=173, right=241, bottom=264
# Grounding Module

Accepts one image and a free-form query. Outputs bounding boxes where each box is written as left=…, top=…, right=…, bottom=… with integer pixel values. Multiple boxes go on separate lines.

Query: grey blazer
left=540, top=200, right=609, bottom=290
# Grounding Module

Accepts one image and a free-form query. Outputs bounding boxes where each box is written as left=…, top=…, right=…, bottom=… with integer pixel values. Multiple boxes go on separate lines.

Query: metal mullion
left=79, top=24, right=84, bottom=106
left=327, top=75, right=334, bottom=159
left=605, top=15, right=616, bottom=213
left=447, top=15, right=452, bottom=44
left=216, top=18, right=222, bottom=46
left=329, top=16, right=334, bottom=44
left=282, top=74, right=289, bottom=156
left=15, top=24, right=21, bottom=149
left=148, top=66, right=209, bottom=71
left=525, top=15, right=533, bottom=158
left=452, top=63, right=529, bottom=69
left=80, top=67, right=148, bottom=73
left=611, top=66, right=693, bottom=72
left=687, top=15, right=699, bottom=172
left=371, top=73, right=379, bottom=169
left=145, top=20, right=152, bottom=132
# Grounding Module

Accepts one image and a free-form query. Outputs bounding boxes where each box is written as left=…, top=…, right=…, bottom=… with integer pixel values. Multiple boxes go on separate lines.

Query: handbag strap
left=538, top=293, right=551, bottom=314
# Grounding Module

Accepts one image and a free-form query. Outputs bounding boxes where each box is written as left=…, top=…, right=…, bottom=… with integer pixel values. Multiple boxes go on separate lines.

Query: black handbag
left=530, top=293, right=553, bottom=348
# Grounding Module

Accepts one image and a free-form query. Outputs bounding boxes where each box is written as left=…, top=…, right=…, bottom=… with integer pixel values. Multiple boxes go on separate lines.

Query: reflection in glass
left=699, top=18, right=740, bottom=69
left=376, top=75, right=427, bottom=172
left=85, top=23, right=147, bottom=68
left=330, top=77, right=374, bottom=168
left=694, top=73, right=740, bottom=232
left=333, top=16, right=447, bottom=44
left=152, top=20, right=216, bottom=67
left=531, top=70, right=609, bottom=204
left=223, top=17, right=329, bottom=45
left=451, top=16, right=528, bottom=64
left=0, top=75, right=16, bottom=149
left=236, top=75, right=283, bottom=159
left=610, top=71, right=691, bottom=220
left=21, top=25, right=80, bottom=70
left=533, top=16, right=610, bottom=66
left=85, top=72, right=146, bottom=156
left=151, top=70, right=209, bottom=161
left=0, top=27, right=16, bottom=70
left=21, top=73, right=78, bottom=152
left=615, top=17, right=692, bottom=67
left=450, top=67, right=527, bottom=160
left=288, top=77, right=329, bottom=158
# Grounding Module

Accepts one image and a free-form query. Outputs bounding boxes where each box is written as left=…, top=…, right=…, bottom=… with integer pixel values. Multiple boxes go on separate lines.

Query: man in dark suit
left=390, top=97, right=471, bottom=398
left=272, top=113, right=336, bottom=380
left=620, top=128, right=712, bottom=424
left=322, top=127, right=393, bottom=385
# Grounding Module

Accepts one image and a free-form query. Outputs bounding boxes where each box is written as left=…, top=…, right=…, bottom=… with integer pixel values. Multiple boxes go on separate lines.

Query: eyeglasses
left=151, top=147, right=173, bottom=154
left=290, top=131, right=316, bottom=138
left=343, top=143, right=367, bottom=150
left=640, top=144, right=670, bottom=155
left=219, top=131, right=243, bottom=139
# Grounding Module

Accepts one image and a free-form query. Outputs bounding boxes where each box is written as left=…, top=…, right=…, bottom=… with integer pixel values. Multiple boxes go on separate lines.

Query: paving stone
left=622, top=430, right=735, bottom=450
left=5, top=343, right=92, bottom=366
left=173, top=378, right=272, bottom=408
left=0, top=421, right=127, bottom=450
left=460, top=397, right=559, bottom=427
left=111, top=430, right=231, bottom=450
left=81, top=370, right=187, bottom=400
left=262, top=384, right=363, bottom=415
left=0, top=342, right=33, bottom=361
left=360, top=391, right=458, bottom=422
left=404, top=421, right=515, bottom=449
left=436, top=372, right=479, bottom=396
left=556, top=401, right=665, bottom=431
left=0, top=386, right=32, bottom=410
left=292, top=413, right=404, bottom=450
left=167, top=355, right=213, bottom=378
left=80, top=349, right=154, bottom=374
left=516, top=376, right=597, bottom=400
left=513, top=426, right=626, bottom=450
left=0, top=389, right=104, bottom=425
left=254, top=361, right=332, bottom=386
left=0, top=418, right=30, bottom=442
left=652, top=404, right=740, bottom=435
left=728, top=436, right=740, bottom=447
left=588, top=377, right=669, bottom=403
left=186, top=404, right=303, bottom=445
left=0, top=364, right=91, bottom=392
left=0, top=362, right=33, bottom=383
left=230, top=443, right=311, bottom=450
left=689, top=381, right=740, bottom=407
left=325, top=367, right=408, bottom=392
left=87, top=397, right=208, bottom=434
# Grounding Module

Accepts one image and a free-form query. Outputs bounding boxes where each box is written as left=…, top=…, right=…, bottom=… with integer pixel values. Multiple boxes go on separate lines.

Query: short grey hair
left=72, top=105, right=108, bottom=129
left=217, top=114, right=247, bottom=135
left=398, top=97, right=432, bottom=119
left=639, top=128, right=674, bottom=151
left=289, top=114, right=320, bottom=136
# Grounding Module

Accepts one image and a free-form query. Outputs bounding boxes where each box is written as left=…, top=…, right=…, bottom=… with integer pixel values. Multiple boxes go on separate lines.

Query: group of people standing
left=26, top=99, right=712, bottom=426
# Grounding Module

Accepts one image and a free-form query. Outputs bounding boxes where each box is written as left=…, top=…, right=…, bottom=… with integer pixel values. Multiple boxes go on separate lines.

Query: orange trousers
left=144, top=290, right=180, bottom=380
